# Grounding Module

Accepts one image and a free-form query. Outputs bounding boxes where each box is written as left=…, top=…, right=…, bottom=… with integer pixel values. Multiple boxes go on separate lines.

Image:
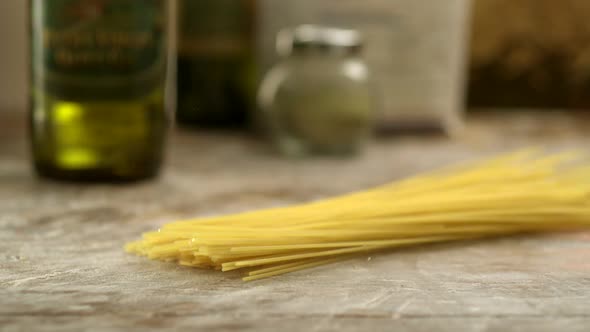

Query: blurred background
left=0, top=0, right=27, bottom=111
left=470, top=0, right=590, bottom=109
left=6, top=0, right=590, bottom=116
left=5, top=0, right=590, bottom=113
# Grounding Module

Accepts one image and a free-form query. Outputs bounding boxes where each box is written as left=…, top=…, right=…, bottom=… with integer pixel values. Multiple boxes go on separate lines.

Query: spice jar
left=258, top=25, right=372, bottom=157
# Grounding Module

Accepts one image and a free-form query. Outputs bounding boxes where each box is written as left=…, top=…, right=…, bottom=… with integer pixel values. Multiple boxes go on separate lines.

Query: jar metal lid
left=277, top=25, right=364, bottom=56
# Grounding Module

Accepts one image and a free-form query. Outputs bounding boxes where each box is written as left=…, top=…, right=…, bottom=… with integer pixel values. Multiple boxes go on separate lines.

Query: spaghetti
left=126, top=149, right=590, bottom=281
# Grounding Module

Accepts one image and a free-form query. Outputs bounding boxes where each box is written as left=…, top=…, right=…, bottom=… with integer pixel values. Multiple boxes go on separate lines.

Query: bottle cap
left=277, top=25, right=364, bottom=56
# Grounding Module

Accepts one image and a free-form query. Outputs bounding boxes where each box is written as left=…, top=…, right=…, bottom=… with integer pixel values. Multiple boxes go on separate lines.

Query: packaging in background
left=258, top=0, right=472, bottom=136
left=469, top=0, right=590, bottom=109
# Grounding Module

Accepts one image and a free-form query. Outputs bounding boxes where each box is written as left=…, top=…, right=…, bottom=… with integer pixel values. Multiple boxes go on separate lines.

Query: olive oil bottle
left=176, top=0, right=255, bottom=128
left=29, top=0, right=169, bottom=181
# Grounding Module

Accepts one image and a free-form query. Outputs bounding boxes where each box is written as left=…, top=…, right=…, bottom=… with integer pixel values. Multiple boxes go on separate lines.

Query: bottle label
left=31, top=0, right=167, bottom=100
left=177, top=0, right=253, bottom=58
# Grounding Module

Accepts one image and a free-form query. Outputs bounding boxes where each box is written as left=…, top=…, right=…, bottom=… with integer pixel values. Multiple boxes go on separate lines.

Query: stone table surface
left=1, top=112, right=590, bottom=332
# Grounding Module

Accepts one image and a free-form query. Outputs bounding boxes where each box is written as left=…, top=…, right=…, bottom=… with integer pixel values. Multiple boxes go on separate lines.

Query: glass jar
left=258, top=25, right=372, bottom=157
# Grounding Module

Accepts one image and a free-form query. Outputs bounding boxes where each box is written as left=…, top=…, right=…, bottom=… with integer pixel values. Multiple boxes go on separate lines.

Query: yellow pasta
left=125, top=149, right=590, bottom=281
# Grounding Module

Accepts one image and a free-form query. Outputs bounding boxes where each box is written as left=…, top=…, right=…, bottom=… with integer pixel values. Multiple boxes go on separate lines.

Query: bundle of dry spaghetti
left=126, top=149, right=590, bottom=281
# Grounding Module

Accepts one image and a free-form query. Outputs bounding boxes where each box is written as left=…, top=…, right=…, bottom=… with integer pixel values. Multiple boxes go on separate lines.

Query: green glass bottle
left=29, top=0, right=169, bottom=182
left=176, top=0, right=255, bottom=128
